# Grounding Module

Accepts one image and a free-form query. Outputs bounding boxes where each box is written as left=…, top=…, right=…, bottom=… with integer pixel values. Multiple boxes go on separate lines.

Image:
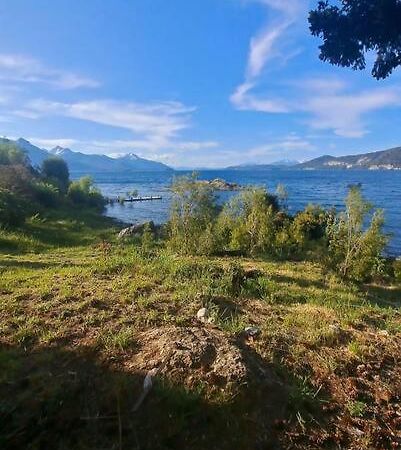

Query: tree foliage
left=0, top=188, right=30, bottom=227
left=67, top=176, right=106, bottom=210
left=41, top=157, right=70, bottom=193
left=309, top=0, right=401, bottom=79
left=168, top=173, right=219, bottom=255
left=217, top=188, right=278, bottom=256
left=326, top=186, right=387, bottom=281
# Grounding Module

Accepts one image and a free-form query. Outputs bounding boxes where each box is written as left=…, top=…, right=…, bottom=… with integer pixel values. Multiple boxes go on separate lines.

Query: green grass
left=1, top=209, right=401, bottom=449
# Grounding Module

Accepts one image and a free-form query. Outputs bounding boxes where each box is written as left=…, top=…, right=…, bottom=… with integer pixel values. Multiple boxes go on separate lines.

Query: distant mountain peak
left=120, top=152, right=140, bottom=160
left=8, top=137, right=172, bottom=173
left=16, top=137, right=31, bottom=145
left=50, top=146, right=73, bottom=156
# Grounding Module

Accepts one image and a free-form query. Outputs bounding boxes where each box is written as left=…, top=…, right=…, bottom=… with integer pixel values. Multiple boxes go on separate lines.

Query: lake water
left=82, top=169, right=401, bottom=256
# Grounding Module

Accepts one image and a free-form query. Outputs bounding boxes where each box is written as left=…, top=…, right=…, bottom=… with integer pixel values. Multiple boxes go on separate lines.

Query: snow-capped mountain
left=8, top=139, right=172, bottom=173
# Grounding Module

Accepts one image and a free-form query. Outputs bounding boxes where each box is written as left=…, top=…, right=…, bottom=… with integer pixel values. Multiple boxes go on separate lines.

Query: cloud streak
left=231, top=1, right=401, bottom=138
left=231, top=0, right=303, bottom=110
left=20, top=98, right=195, bottom=141
left=0, top=54, right=100, bottom=89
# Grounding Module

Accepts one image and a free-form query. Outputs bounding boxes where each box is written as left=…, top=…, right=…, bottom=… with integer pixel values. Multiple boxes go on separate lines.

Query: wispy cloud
left=19, top=99, right=195, bottom=142
left=231, top=1, right=401, bottom=138
left=230, top=81, right=289, bottom=112
left=0, top=54, right=100, bottom=89
left=231, top=0, right=304, bottom=111
left=303, top=86, right=401, bottom=137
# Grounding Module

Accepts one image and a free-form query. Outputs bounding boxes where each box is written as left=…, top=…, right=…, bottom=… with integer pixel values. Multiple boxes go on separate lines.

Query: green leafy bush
left=0, top=189, right=30, bottom=227
left=217, top=188, right=278, bottom=256
left=67, top=176, right=106, bottom=210
left=326, top=186, right=388, bottom=282
left=32, top=181, right=60, bottom=208
left=168, top=173, right=219, bottom=255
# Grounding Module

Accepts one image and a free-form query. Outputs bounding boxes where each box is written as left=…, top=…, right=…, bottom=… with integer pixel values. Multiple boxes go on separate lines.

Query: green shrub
left=284, top=205, right=331, bottom=257
left=67, top=176, right=106, bottom=210
left=167, top=173, right=219, bottom=255
left=326, top=186, right=388, bottom=282
left=0, top=189, right=30, bottom=227
left=217, top=188, right=278, bottom=256
left=32, top=181, right=60, bottom=208
left=0, top=165, right=35, bottom=195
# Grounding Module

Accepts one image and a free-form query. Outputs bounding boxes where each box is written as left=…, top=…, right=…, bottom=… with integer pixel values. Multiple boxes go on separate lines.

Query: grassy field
left=1, top=209, right=401, bottom=449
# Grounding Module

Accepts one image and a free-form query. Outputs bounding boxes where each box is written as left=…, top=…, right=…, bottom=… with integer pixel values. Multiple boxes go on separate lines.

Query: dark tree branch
left=309, top=0, right=401, bottom=79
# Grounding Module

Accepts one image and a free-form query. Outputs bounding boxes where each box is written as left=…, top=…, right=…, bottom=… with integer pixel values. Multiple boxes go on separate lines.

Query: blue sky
left=0, top=0, right=401, bottom=168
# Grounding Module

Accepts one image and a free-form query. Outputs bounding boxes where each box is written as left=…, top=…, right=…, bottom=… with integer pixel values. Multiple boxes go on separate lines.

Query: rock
left=244, top=326, right=261, bottom=338
left=118, top=221, right=155, bottom=239
left=196, top=307, right=209, bottom=323
left=200, top=178, right=242, bottom=191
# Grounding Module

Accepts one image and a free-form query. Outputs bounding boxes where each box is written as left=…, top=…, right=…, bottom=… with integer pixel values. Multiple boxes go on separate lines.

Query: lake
left=81, top=169, right=401, bottom=256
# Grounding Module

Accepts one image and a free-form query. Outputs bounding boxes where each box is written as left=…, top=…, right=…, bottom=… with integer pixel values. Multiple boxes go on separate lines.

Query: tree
left=41, top=157, right=70, bottom=193
left=326, top=186, right=387, bottom=281
left=309, top=0, right=401, bottom=79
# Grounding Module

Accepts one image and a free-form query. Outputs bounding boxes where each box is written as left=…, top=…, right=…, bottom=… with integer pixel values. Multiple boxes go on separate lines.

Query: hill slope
left=298, top=147, right=401, bottom=170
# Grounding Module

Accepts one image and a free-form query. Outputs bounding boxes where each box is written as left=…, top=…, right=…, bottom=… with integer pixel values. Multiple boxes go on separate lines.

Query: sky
left=0, top=0, right=401, bottom=168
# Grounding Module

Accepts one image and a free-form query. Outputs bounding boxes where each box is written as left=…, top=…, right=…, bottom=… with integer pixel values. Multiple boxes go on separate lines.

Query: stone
left=196, top=307, right=209, bottom=323
left=118, top=221, right=155, bottom=239
left=244, top=326, right=261, bottom=338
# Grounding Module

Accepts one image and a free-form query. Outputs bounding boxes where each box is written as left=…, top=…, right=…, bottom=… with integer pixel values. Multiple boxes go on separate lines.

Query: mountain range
left=297, top=147, right=401, bottom=170
left=226, top=160, right=299, bottom=170
left=3, top=137, right=401, bottom=172
left=2, top=137, right=172, bottom=173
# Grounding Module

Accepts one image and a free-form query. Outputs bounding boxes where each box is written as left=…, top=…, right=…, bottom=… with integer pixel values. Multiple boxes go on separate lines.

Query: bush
left=67, top=176, right=106, bottom=211
left=167, top=173, right=219, bottom=255
left=0, top=189, right=30, bottom=227
left=32, top=181, right=60, bottom=208
left=286, top=205, right=331, bottom=257
left=326, top=186, right=388, bottom=282
left=0, top=165, right=35, bottom=195
left=217, top=188, right=278, bottom=256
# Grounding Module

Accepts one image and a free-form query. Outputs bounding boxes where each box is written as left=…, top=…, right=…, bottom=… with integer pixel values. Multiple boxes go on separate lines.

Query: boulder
left=118, top=221, right=155, bottom=239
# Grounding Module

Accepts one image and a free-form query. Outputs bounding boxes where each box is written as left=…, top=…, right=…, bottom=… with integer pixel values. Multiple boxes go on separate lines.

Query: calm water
left=80, top=169, right=401, bottom=256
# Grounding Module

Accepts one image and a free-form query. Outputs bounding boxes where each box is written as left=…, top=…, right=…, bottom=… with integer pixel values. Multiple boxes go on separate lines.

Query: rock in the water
left=118, top=221, right=155, bottom=239
left=199, top=178, right=242, bottom=191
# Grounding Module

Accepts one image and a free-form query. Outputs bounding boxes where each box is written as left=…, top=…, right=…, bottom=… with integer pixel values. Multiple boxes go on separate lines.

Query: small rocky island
left=199, top=178, right=242, bottom=191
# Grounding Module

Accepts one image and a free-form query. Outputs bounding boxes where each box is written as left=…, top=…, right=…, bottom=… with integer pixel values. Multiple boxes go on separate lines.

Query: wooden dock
left=124, top=196, right=162, bottom=202
left=107, top=195, right=163, bottom=204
